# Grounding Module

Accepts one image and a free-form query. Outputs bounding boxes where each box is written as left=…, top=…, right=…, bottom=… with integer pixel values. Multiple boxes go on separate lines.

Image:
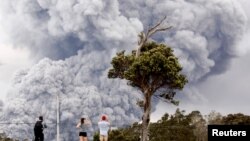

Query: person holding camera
left=98, top=115, right=110, bottom=141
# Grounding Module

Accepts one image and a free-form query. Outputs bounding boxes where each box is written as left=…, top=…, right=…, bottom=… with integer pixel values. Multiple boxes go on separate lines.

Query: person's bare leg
left=100, top=135, right=104, bottom=141
left=83, top=137, right=88, bottom=141
left=104, top=136, right=108, bottom=141
left=80, top=136, right=84, bottom=141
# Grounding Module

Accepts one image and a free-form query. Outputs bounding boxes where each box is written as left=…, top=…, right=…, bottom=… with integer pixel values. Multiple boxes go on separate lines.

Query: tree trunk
left=141, top=91, right=152, bottom=141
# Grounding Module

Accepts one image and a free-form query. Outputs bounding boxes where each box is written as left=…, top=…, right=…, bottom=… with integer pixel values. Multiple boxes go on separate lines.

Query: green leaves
left=108, top=41, right=188, bottom=95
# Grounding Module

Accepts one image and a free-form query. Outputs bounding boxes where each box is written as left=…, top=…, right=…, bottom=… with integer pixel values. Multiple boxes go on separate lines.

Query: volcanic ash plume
left=1, top=57, right=141, bottom=140
left=0, top=0, right=248, bottom=140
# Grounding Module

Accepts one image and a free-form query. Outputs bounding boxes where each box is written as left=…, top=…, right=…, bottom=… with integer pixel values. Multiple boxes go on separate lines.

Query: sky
left=0, top=0, right=250, bottom=140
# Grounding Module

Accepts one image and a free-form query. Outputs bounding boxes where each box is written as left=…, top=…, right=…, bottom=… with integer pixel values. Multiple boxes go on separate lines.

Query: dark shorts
left=79, top=132, right=87, bottom=137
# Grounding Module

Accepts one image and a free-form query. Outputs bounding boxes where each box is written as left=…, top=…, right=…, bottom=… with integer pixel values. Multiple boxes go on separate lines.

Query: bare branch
left=136, top=16, right=172, bottom=57
left=153, top=26, right=173, bottom=33
left=145, top=16, right=167, bottom=38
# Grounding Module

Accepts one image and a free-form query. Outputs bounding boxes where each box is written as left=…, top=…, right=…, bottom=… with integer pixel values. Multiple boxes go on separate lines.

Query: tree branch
left=136, top=16, right=172, bottom=57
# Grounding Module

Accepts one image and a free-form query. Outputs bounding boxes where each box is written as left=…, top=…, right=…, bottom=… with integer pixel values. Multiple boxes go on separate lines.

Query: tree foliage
left=93, top=132, right=100, bottom=141
left=108, top=42, right=187, bottom=97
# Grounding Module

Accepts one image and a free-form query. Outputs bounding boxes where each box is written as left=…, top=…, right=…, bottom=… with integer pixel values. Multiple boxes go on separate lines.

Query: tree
left=149, top=109, right=196, bottom=141
left=187, top=111, right=207, bottom=141
left=221, top=113, right=250, bottom=125
left=108, top=17, right=188, bottom=141
left=206, top=111, right=223, bottom=125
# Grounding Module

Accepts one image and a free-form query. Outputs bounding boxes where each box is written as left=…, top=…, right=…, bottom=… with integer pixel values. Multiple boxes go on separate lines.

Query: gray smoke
left=0, top=0, right=142, bottom=60
left=1, top=58, right=141, bottom=140
left=0, top=0, right=248, bottom=140
left=238, top=0, right=250, bottom=55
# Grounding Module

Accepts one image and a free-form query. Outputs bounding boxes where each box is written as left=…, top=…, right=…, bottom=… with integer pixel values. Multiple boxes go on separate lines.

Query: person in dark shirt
left=34, top=116, right=46, bottom=141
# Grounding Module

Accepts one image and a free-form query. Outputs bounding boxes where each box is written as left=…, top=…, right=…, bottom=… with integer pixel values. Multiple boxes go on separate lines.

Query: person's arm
left=85, top=118, right=92, bottom=125
left=43, top=122, right=47, bottom=128
left=76, top=122, right=81, bottom=128
left=108, top=121, right=111, bottom=130
left=97, top=122, right=100, bottom=129
left=107, top=122, right=111, bottom=133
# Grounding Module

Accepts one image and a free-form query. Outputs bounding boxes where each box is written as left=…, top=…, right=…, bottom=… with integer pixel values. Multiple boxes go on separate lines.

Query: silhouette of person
left=34, top=116, right=46, bottom=141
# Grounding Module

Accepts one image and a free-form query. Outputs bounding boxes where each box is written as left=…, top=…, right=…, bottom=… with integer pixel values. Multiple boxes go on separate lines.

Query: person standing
left=34, top=116, right=46, bottom=141
left=98, top=115, right=110, bottom=141
left=76, top=117, right=91, bottom=141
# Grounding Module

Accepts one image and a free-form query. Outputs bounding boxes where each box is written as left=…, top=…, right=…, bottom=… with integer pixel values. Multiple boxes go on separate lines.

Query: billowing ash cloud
left=1, top=58, right=141, bottom=140
left=0, top=0, right=142, bottom=60
left=0, top=0, right=248, bottom=140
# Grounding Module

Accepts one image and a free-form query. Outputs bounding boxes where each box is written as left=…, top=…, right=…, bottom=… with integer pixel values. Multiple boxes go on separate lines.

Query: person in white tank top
left=98, top=115, right=110, bottom=141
